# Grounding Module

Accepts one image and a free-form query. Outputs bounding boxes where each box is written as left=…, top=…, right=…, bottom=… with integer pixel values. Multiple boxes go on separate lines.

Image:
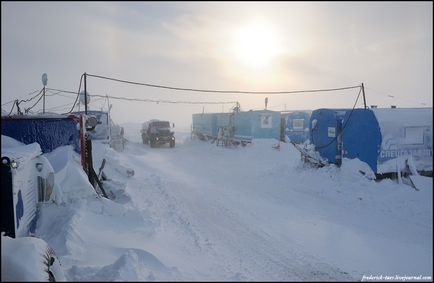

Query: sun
left=231, top=20, right=282, bottom=70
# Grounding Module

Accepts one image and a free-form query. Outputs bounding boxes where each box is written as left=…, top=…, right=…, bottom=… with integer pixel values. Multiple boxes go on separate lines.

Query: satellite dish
left=42, top=73, right=48, bottom=86
left=79, top=91, right=91, bottom=105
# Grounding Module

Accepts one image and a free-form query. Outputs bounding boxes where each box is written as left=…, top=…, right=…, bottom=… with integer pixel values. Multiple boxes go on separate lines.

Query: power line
left=47, top=87, right=237, bottom=105
left=90, top=94, right=237, bottom=105
left=24, top=92, right=45, bottom=113
left=46, top=88, right=77, bottom=95
left=17, top=88, right=44, bottom=104
left=7, top=100, right=17, bottom=116
left=1, top=89, right=41, bottom=106
left=87, top=73, right=362, bottom=95
left=67, top=74, right=84, bottom=113
left=312, top=86, right=363, bottom=150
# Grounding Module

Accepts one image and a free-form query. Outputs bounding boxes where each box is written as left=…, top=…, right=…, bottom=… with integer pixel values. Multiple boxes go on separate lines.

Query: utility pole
left=42, top=73, right=47, bottom=114
left=84, top=72, right=88, bottom=115
left=361, top=83, right=367, bottom=109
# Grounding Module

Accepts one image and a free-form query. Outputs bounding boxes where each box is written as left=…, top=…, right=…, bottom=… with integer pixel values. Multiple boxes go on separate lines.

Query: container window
left=292, top=119, right=304, bottom=130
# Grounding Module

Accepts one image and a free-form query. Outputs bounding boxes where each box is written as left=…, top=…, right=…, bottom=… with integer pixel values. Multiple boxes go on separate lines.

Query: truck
left=141, top=120, right=175, bottom=148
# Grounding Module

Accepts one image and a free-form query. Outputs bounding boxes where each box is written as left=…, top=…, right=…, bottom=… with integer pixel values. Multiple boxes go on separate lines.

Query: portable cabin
left=192, top=110, right=281, bottom=140
left=1, top=114, right=81, bottom=154
left=283, top=110, right=312, bottom=143
left=1, top=137, right=55, bottom=238
left=371, top=108, right=432, bottom=174
left=309, top=107, right=433, bottom=175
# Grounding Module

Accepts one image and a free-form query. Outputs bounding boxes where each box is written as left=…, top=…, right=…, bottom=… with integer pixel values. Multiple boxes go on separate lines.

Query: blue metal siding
left=342, top=109, right=382, bottom=173
left=233, top=112, right=252, bottom=137
left=250, top=111, right=281, bottom=139
left=1, top=117, right=80, bottom=153
left=192, top=113, right=218, bottom=137
left=310, top=109, right=348, bottom=164
left=284, top=111, right=311, bottom=143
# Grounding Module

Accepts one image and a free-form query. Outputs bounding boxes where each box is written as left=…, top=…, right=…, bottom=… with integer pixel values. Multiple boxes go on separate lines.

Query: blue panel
left=250, top=110, right=281, bottom=139
left=1, top=116, right=80, bottom=153
left=342, top=109, right=382, bottom=173
left=284, top=111, right=311, bottom=143
left=233, top=112, right=252, bottom=137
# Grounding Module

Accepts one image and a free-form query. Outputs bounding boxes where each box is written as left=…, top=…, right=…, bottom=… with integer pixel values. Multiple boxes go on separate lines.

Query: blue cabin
left=192, top=110, right=281, bottom=140
left=1, top=115, right=81, bottom=154
left=283, top=111, right=312, bottom=143
left=309, top=108, right=433, bottom=174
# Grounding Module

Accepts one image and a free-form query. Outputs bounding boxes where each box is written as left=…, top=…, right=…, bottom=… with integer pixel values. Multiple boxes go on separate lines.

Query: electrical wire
left=90, top=94, right=237, bottom=105
left=2, top=89, right=41, bottom=106
left=18, top=88, right=44, bottom=104
left=66, top=74, right=84, bottom=113
left=7, top=100, right=17, bottom=116
left=311, top=86, right=362, bottom=150
left=46, top=87, right=237, bottom=105
left=24, top=92, right=45, bottom=113
left=87, top=73, right=362, bottom=95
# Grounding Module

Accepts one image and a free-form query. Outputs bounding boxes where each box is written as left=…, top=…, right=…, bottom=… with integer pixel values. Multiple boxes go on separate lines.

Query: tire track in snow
left=120, top=140, right=354, bottom=280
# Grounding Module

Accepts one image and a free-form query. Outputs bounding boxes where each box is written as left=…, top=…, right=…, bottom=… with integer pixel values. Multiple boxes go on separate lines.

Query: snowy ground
left=33, top=125, right=432, bottom=281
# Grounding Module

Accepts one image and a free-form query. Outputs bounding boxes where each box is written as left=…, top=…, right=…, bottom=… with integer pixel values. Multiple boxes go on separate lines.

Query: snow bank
left=1, top=235, right=66, bottom=282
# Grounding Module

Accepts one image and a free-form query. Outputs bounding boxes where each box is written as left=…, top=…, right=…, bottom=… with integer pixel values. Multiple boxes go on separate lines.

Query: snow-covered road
left=37, top=131, right=432, bottom=281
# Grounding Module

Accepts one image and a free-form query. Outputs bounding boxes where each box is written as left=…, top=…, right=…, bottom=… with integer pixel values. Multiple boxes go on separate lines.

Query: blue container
left=309, top=107, right=432, bottom=174
left=1, top=115, right=80, bottom=153
left=283, top=111, right=312, bottom=143
left=310, top=108, right=349, bottom=164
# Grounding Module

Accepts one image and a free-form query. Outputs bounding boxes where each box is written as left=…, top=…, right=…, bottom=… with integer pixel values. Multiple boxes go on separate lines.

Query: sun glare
left=231, top=20, right=282, bottom=69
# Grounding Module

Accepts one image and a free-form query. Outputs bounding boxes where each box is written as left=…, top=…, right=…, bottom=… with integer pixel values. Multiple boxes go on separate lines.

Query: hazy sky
left=1, top=1, right=432, bottom=129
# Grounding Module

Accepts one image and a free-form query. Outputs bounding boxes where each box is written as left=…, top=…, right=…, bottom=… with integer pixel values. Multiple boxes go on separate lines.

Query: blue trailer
left=283, top=111, right=312, bottom=143
left=308, top=107, right=432, bottom=175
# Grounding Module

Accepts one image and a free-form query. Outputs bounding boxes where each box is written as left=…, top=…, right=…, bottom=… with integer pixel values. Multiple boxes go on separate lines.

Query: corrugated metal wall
left=1, top=116, right=80, bottom=153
